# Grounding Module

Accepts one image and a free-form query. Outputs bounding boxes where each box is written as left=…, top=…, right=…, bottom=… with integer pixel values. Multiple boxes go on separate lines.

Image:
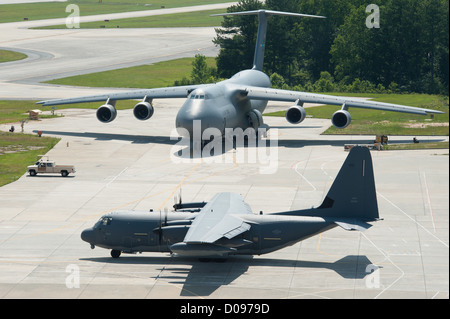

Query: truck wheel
left=111, top=250, right=121, bottom=258
left=61, top=171, right=68, bottom=177
left=29, top=170, right=36, bottom=176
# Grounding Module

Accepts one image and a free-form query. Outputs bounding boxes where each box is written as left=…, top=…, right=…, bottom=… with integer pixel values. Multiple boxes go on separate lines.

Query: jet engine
left=331, top=109, right=352, bottom=129
left=96, top=103, right=117, bottom=123
left=285, top=105, right=306, bottom=124
left=133, top=101, right=154, bottom=121
left=247, top=109, right=263, bottom=129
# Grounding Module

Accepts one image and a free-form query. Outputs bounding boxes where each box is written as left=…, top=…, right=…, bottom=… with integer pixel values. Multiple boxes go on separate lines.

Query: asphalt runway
left=0, top=3, right=448, bottom=300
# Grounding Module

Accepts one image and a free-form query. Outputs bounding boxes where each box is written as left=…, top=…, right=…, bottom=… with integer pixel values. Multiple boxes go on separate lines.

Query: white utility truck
left=27, top=156, right=75, bottom=177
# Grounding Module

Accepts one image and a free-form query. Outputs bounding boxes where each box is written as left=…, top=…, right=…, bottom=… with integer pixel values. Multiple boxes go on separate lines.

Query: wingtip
left=429, top=110, right=446, bottom=115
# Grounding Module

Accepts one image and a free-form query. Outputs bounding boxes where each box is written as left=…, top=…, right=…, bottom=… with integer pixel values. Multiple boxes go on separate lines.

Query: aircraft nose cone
left=176, top=102, right=224, bottom=139
left=81, top=227, right=95, bottom=244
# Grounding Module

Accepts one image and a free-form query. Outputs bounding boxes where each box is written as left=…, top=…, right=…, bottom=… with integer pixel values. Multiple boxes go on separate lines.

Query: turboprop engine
left=331, top=109, right=352, bottom=129
left=96, top=103, right=117, bottom=123
left=133, top=101, right=154, bottom=121
left=285, top=105, right=306, bottom=124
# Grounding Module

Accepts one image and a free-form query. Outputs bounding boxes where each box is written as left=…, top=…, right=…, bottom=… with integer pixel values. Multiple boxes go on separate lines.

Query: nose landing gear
left=111, top=249, right=121, bottom=258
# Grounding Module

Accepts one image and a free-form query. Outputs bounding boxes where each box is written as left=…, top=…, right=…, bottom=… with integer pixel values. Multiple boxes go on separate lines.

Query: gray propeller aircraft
left=37, top=10, right=443, bottom=144
left=81, top=146, right=381, bottom=259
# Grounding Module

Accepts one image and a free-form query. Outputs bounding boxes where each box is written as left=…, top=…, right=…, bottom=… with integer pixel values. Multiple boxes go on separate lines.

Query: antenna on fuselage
left=212, top=10, right=325, bottom=71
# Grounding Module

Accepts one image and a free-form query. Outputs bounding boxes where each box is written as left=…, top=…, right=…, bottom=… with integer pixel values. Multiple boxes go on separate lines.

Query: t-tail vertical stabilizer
left=212, top=10, right=326, bottom=71
left=276, top=146, right=380, bottom=231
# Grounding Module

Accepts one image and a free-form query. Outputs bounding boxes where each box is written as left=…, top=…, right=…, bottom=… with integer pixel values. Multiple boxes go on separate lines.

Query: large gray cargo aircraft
left=81, top=146, right=381, bottom=259
left=38, top=10, right=443, bottom=142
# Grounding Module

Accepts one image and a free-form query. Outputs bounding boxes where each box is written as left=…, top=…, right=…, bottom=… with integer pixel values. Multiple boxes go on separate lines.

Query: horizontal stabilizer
left=211, top=9, right=326, bottom=19
left=332, top=218, right=374, bottom=231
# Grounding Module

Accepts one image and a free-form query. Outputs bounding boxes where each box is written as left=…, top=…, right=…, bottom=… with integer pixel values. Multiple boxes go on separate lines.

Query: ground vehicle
left=27, top=156, right=75, bottom=177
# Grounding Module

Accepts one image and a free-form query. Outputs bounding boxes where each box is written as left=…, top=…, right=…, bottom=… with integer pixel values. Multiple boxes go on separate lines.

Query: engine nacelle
left=285, top=105, right=306, bottom=124
left=133, top=101, right=154, bottom=121
left=154, top=225, right=190, bottom=244
left=96, top=104, right=117, bottom=123
left=247, top=109, right=263, bottom=129
left=331, top=109, right=352, bottom=129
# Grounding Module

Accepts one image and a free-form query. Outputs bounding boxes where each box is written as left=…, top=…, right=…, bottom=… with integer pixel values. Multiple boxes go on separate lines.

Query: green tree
left=331, top=0, right=449, bottom=94
left=213, top=0, right=449, bottom=94
left=270, top=73, right=286, bottom=89
left=214, top=0, right=365, bottom=85
left=417, top=0, right=449, bottom=94
left=314, top=71, right=335, bottom=92
left=191, top=54, right=210, bottom=84
left=295, top=0, right=363, bottom=81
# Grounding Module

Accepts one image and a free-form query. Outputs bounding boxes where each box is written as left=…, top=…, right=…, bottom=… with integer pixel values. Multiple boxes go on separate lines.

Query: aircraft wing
left=244, top=86, right=444, bottom=115
left=182, top=192, right=252, bottom=244
left=36, top=84, right=205, bottom=106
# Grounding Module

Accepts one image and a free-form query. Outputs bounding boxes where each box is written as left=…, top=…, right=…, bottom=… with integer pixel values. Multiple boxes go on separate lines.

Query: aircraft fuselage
left=81, top=210, right=335, bottom=257
left=175, top=69, right=271, bottom=139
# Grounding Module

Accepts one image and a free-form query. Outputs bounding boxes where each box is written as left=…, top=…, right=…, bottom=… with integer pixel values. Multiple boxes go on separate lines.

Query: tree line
left=209, top=0, right=448, bottom=95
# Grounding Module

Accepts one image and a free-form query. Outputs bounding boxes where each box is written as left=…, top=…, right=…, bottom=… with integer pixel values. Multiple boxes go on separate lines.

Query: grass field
left=0, top=50, right=27, bottom=63
left=45, top=57, right=217, bottom=88
left=0, top=0, right=231, bottom=23
left=37, top=8, right=225, bottom=29
left=0, top=131, right=60, bottom=187
left=0, top=100, right=48, bottom=125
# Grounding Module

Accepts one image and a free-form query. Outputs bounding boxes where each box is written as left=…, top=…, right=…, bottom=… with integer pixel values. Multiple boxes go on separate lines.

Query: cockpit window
left=103, top=217, right=112, bottom=226
left=190, top=93, right=207, bottom=100
left=96, top=217, right=112, bottom=226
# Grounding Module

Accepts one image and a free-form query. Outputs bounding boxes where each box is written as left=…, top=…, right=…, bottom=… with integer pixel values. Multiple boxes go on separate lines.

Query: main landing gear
left=111, top=249, right=121, bottom=258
